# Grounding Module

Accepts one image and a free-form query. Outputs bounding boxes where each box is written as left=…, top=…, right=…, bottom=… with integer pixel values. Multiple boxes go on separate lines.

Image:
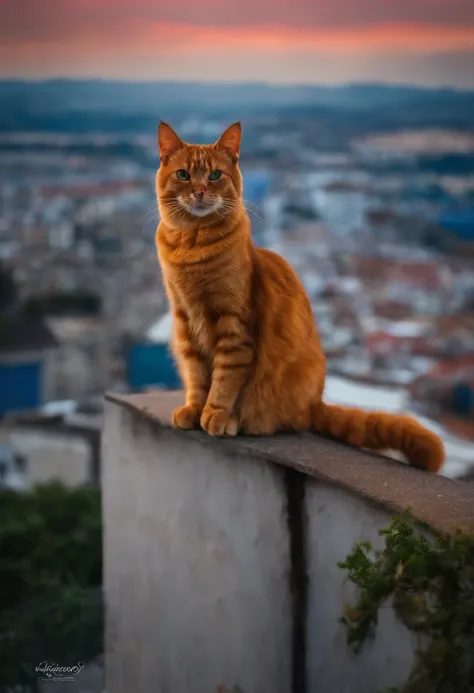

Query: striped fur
left=155, top=122, right=444, bottom=472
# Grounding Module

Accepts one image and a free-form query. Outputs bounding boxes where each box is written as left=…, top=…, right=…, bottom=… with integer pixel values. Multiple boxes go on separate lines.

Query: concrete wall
left=103, top=404, right=292, bottom=693
left=102, top=398, right=422, bottom=693
left=305, top=484, right=414, bottom=693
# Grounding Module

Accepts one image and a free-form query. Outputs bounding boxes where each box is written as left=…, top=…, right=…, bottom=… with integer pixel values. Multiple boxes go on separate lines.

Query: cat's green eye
left=209, top=170, right=222, bottom=181
left=176, top=169, right=190, bottom=181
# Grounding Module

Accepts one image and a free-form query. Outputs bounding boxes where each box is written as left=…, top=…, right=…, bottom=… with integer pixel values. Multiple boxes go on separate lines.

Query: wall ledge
left=105, top=391, right=474, bottom=536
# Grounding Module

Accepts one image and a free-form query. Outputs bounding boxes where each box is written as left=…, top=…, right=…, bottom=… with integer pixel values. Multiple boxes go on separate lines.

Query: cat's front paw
left=200, top=406, right=238, bottom=437
left=172, top=404, right=202, bottom=430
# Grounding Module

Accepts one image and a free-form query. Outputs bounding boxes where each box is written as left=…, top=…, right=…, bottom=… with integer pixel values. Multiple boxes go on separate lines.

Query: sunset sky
left=2, top=0, right=474, bottom=87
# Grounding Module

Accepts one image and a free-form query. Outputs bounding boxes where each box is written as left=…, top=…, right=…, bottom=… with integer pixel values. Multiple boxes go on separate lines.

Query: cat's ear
left=158, top=121, right=184, bottom=164
left=214, top=122, right=241, bottom=163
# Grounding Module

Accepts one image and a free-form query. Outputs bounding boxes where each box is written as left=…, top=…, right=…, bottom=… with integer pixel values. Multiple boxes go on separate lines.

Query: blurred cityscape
left=1, top=80, right=474, bottom=485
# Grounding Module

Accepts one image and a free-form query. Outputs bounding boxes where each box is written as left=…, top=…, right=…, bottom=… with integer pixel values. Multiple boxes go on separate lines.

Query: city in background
left=0, top=1, right=474, bottom=687
left=1, top=81, right=474, bottom=485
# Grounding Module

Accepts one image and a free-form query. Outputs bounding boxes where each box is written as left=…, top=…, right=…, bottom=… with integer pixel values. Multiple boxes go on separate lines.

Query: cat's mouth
left=185, top=200, right=221, bottom=218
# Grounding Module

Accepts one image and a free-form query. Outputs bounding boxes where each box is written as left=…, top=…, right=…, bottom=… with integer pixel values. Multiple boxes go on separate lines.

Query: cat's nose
left=193, top=191, right=205, bottom=201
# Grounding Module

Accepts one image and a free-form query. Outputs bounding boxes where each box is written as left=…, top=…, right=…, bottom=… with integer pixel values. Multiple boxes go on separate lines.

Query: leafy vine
left=338, top=512, right=474, bottom=692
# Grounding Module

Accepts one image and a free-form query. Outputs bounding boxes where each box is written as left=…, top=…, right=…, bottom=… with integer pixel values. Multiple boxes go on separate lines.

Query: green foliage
left=338, top=512, right=474, bottom=693
left=0, top=482, right=103, bottom=692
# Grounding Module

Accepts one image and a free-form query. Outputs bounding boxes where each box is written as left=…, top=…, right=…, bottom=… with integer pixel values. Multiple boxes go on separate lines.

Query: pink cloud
left=1, top=0, right=473, bottom=85
left=1, top=0, right=473, bottom=42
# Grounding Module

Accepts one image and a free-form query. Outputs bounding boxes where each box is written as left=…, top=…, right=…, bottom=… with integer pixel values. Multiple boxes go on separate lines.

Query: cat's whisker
left=141, top=206, right=161, bottom=223
left=163, top=201, right=189, bottom=220
left=219, top=199, right=259, bottom=222
left=242, top=199, right=260, bottom=211
left=241, top=199, right=262, bottom=221
left=142, top=213, right=160, bottom=226
left=243, top=206, right=261, bottom=222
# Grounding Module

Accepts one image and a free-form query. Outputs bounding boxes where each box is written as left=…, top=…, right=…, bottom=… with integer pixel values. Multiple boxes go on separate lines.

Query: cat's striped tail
left=311, top=402, right=445, bottom=472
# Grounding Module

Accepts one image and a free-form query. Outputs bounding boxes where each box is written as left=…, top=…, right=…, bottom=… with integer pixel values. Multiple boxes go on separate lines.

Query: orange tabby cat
left=155, top=121, right=444, bottom=473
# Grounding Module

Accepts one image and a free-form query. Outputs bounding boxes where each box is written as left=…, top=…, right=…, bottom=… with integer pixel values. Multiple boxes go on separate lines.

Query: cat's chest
left=164, top=255, right=243, bottom=353
left=188, top=308, right=215, bottom=354
left=171, top=272, right=223, bottom=353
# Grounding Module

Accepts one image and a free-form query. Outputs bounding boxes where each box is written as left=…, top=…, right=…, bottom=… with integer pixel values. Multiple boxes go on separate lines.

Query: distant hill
left=1, top=79, right=473, bottom=135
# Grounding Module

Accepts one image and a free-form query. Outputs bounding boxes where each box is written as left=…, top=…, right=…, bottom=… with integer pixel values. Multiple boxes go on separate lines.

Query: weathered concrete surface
left=102, top=392, right=474, bottom=693
left=106, top=391, right=474, bottom=535
left=103, top=402, right=292, bottom=693
left=306, top=483, right=415, bottom=693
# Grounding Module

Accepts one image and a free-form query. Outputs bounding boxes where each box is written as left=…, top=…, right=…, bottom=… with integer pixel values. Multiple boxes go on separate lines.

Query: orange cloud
left=6, top=21, right=474, bottom=57
left=145, top=22, right=474, bottom=55
left=1, top=12, right=474, bottom=86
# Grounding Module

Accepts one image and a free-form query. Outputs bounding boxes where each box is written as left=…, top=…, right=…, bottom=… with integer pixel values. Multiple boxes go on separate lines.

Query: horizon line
left=0, top=76, right=473, bottom=94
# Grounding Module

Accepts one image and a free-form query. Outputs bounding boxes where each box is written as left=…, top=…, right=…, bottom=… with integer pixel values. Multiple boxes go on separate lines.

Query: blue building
left=127, top=343, right=181, bottom=391
left=438, top=210, right=474, bottom=241
left=126, top=313, right=181, bottom=392
left=0, top=316, right=58, bottom=416
left=452, top=382, right=474, bottom=418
